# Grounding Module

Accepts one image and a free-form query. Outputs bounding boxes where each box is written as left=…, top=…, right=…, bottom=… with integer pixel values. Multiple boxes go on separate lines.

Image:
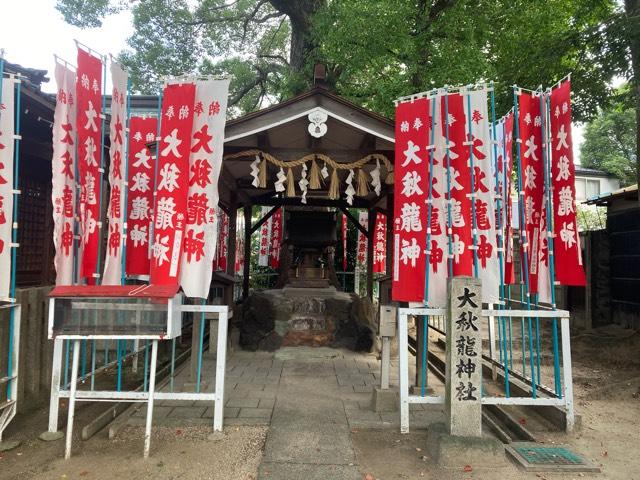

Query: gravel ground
left=3, top=425, right=267, bottom=480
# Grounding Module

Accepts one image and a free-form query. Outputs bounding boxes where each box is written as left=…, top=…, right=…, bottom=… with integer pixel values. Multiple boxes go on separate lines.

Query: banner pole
left=6, top=76, right=21, bottom=398
left=120, top=75, right=132, bottom=285
left=513, top=86, right=537, bottom=398
left=94, top=54, right=108, bottom=285
left=490, top=84, right=510, bottom=397
left=443, top=89, right=454, bottom=278
left=419, top=93, right=439, bottom=396
left=541, top=90, right=562, bottom=395
left=464, top=88, right=480, bottom=277
left=148, top=91, right=163, bottom=268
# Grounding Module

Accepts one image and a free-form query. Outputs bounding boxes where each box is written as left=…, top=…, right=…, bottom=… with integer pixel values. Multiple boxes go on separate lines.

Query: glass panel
left=574, top=178, right=586, bottom=201
left=586, top=179, right=600, bottom=198
left=52, top=297, right=170, bottom=336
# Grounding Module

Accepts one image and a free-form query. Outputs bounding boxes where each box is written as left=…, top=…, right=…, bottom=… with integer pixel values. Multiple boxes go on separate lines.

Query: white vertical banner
left=51, top=63, right=77, bottom=286
left=465, top=87, right=499, bottom=302
left=179, top=78, right=230, bottom=298
left=0, top=78, right=15, bottom=298
left=103, top=62, right=128, bottom=284
left=258, top=206, right=272, bottom=266
left=426, top=94, right=449, bottom=307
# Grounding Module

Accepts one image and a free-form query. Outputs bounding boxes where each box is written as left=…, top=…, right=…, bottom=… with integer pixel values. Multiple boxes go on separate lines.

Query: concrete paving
left=123, top=345, right=444, bottom=477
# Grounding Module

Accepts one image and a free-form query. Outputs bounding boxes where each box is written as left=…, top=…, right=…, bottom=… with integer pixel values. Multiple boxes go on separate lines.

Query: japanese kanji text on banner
left=150, top=82, right=196, bottom=286
left=392, top=97, right=430, bottom=303
left=179, top=78, right=230, bottom=298
left=102, top=62, right=128, bottom=285
left=51, top=63, right=77, bottom=286
left=0, top=78, right=15, bottom=298
left=550, top=81, right=586, bottom=286
left=126, top=116, right=157, bottom=277
left=76, top=47, right=103, bottom=284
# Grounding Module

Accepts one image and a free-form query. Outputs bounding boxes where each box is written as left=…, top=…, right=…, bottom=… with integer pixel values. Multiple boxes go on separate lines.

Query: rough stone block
left=427, top=422, right=506, bottom=469
left=371, top=387, right=398, bottom=412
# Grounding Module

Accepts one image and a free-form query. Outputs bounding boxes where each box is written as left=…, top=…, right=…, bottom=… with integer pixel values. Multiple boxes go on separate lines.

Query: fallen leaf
left=364, top=474, right=375, bottom=480
left=463, top=465, right=472, bottom=472
left=79, top=471, right=89, bottom=477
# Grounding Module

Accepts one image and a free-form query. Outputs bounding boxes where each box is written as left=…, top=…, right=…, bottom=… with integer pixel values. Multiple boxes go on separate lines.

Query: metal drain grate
left=505, top=442, right=601, bottom=473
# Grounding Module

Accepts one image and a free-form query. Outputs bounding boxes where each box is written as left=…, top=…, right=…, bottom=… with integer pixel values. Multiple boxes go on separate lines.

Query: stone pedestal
left=427, top=423, right=505, bottom=469
left=445, top=277, right=482, bottom=438
left=371, top=387, right=398, bottom=412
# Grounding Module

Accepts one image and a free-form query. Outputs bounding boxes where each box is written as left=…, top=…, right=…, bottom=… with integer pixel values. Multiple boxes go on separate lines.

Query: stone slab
left=258, top=462, right=361, bottom=480
left=227, top=397, right=260, bottom=408
left=0, top=440, right=21, bottom=452
left=167, top=406, right=206, bottom=419
left=238, top=408, right=272, bottom=418
left=263, top=425, right=355, bottom=465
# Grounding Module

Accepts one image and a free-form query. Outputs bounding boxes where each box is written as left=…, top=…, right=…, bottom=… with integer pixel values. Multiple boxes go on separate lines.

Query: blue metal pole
left=6, top=73, right=21, bottom=398
left=93, top=52, right=108, bottom=284
left=149, top=91, right=163, bottom=248
left=541, top=90, right=562, bottom=396
left=196, top=299, right=206, bottom=394
left=90, top=340, right=97, bottom=390
left=491, top=89, right=510, bottom=397
left=143, top=340, right=149, bottom=392
left=513, top=86, right=536, bottom=398
left=420, top=91, right=439, bottom=396
left=443, top=89, right=454, bottom=278
left=116, top=339, right=123, bottom=391
left=170, top=337, right=176, bottom=392
left=120, top=75, right=132, bottom=284
left=64, top=340, right=71, bottom=387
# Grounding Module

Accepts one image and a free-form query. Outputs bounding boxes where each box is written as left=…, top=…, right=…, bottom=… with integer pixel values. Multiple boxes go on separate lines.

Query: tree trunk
left=625, top=0, right=640, bottom=198
left=269, top=0, right=326, bottom=71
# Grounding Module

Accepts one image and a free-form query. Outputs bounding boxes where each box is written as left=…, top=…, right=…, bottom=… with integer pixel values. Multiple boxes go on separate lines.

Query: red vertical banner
left=51, top=63, right=76, bottom=285
left=0, top=78, right=15, bottom=297
left=76, top=48, right=103, bottom=283
left=341, top=212, right=348, bottom=271
left=373, top=212, right=386, bottom=274
left=518, top=91, right=544, bottom=294
left=149, top=82, right=196, bottom=285
left=102, top=62, right=128, bottom=285
left=502, top=112, right=516, bottom=285
left=258, top=206, right=272, bottom=266
left=357, top=210, right=368, bottom=268
left=444, top=93, right=473, bottom=276
left=235, top=211, right=244, bottom=275
left=550, top=81, right=586, bottom=286
left=125, top=116, right=157, bottom=277
left=269, top=208, right=283, bottom=269
left=392, top=97, right=430, bottom=302
left=215, top=209, right=229, bottom=272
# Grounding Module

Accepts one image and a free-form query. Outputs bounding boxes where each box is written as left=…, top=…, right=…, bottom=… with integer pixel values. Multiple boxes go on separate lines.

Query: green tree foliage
left=56, top=0, right=630, bottom=120
left=581, top=85, right=636, bottom=185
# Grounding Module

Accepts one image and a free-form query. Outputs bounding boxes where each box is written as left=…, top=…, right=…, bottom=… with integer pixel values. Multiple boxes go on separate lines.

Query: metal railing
left=397, top=306, right=574, bottom=433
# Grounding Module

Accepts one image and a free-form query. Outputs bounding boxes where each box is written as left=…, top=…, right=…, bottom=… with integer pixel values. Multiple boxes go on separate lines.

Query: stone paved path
left=257, top=348, right=363, bottom=479
left=125, top=346, right=444, bottom=478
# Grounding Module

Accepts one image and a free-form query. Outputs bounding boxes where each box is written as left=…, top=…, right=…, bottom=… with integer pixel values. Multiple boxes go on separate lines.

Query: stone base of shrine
left=239, top=287, right=375, bottom=352
left=426, top=422, right=506, bottom=469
